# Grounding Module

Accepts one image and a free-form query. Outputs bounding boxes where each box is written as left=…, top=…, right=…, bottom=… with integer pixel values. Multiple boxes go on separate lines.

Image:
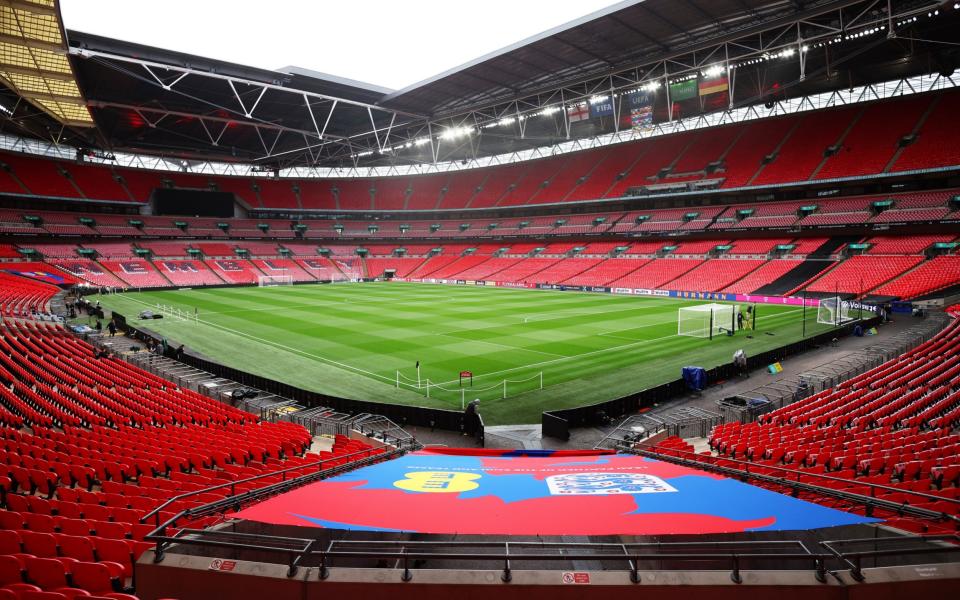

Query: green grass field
left=96, top=282, right=838, bottom=425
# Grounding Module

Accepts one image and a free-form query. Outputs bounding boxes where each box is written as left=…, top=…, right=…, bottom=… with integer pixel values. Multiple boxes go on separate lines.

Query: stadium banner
left=672, top=291, right=736, bottom=301
left=119, top=262, right=147, bottom=274
left=633, top=289, right=670, bottom=297
left=699, top=75, right=729, bottom=96
left=475, top=280, right=486, bottom=286
left=589, top=98, right=614, bottom=118
left=621, top=90, right=654, bottom=131
left=613, top=288, right=633, bottom=295
left=669, top=79, right=697, bottom=101
left=1, top=268, right=70, bottom=285
left=567, top=103, right=589, bottom=123
left=233, top=451, right=877, bottom=535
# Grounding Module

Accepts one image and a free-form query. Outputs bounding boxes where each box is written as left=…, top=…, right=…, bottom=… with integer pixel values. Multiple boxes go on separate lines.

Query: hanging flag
left=622, top=90, right=655, bottom=131
left=415, top=360, right=420, bottom=369
left=567, top=104, right=589, bottom=123
left=589, top=98, right=614, bottom=118
left=699, top=76, right=729, bottom=97
left=669, top=79, right=697, bottom=101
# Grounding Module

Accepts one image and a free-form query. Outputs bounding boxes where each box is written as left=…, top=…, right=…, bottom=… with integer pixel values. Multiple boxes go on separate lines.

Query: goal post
left=817, top=296, right=856, bottom=327
left=678, top=303, right=738, bottom=340
left=258, top=275, right=294, bottom=287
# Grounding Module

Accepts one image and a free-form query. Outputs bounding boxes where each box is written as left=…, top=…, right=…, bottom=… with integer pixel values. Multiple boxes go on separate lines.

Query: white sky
left=60, top=0, right=624, bottom=91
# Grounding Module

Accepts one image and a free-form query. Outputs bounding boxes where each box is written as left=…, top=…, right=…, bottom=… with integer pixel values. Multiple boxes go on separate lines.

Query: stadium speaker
left=764, top=98, right=776, bottom=109
left=244, top=390, right=259, bottom=399
left=231, top=389, right=247, bottom=400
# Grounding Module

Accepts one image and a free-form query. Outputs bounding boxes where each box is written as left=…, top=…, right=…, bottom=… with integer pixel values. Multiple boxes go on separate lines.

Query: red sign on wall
left=561, top=572, right=591, bottom=584
left=208, top=559, right=237, bottom=572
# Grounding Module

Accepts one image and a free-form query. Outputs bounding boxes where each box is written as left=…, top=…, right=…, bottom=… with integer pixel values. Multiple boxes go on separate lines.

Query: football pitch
left=96, top=282, right=840, bottom=425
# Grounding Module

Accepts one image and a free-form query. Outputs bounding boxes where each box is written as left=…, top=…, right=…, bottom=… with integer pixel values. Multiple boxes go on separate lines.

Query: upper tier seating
left=891, top=89, right=960, bottom=172
left=752, top=106, right=861, bottom=185
left=1, top=92, right=956, bottom=211
left=817, top=95, right=932, bottom=179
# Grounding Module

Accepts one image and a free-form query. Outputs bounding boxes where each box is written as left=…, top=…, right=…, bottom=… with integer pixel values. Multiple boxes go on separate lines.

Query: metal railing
left=624, top=444, right=960, bottom=525
left=143, top=442, right=418, bottom=561
left=141, top=528, right=960, bottom=583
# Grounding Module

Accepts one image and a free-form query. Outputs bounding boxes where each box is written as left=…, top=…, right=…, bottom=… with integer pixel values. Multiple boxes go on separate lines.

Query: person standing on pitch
left=736, top=310, right=744, bottom=331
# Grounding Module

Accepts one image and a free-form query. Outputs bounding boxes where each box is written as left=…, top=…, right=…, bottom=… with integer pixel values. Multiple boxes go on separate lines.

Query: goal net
left=678, top=303, right=737, bottom=339
left=817, top=296, right=856, bottom=326
left=258, top=275, right=293, bottom=287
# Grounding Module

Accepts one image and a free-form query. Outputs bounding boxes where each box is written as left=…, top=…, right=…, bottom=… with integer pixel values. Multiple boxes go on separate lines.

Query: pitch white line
left=426, top=306, right=809, bottom=386
left=116, top=292, right=808, bottom=393
left=114, top=295, right=402, bottom=386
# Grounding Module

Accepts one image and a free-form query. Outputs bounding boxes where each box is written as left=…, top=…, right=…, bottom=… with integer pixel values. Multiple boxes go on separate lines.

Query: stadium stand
left=890, top=89, right=960, bottom=172
left=0, top=307, right=387, bottom=597
left=721, top=260, right=804, bottom=294
left=49, top=261, right=129, bottom=289
left=667, top=259, right=766, bottom=292
left=98, top=260, right=171, bottom=289
left=652, top=305, right=960, bottom=533
left=203, top=260, right=260, bottom=284
left=250, top=259, right=315, bottom=282
left=0, top=273, right=58, bottom=317
left=805, top=255, right=925, bottom=296
left=871, top=256, right=960, bottom=299
left=152, top=261, right=223, bottom=286
left=607, top=258, right=705, bottom=289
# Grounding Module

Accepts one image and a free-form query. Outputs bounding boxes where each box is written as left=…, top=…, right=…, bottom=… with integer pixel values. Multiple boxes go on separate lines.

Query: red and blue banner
left=1, top=268, right=70, bottom=285
left=234, top=451, right=876, bottom=535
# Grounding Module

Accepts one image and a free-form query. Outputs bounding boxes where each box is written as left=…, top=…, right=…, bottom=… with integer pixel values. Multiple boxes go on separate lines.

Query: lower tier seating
left=653, top=306, right=960, bottom=534
left=0, top=317, right=390, bottom=599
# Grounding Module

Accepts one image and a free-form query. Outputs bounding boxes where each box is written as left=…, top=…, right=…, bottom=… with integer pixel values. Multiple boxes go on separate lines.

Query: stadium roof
left=0, top=0, right=92, bottom=127
left=381, top=0, right=849, bottom=116
left=0, top=0, right=956, bottom=169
